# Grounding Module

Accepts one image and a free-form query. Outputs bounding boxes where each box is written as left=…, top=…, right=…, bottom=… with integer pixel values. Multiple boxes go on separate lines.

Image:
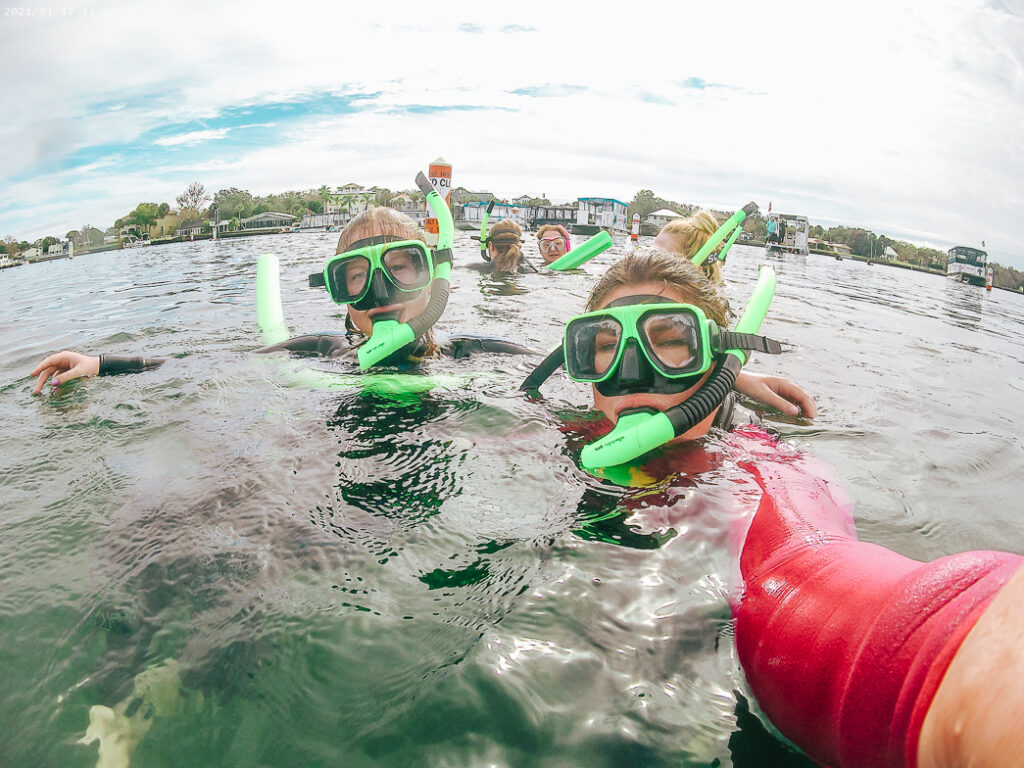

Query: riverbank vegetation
left=7, top=182, right=1022, bottom=293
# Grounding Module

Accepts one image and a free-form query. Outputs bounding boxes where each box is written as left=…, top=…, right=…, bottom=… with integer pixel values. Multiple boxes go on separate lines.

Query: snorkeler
left=523, top=246, right=1024, bottom=768
left=535, top=224, right=572, bottom=265
left=520, top=247, right=792, bottom=470
left=30, top=173, right=536, bottom=393
left=654, top=211, right=728, bottom=285
left=478, top=219, right=537, bottom=273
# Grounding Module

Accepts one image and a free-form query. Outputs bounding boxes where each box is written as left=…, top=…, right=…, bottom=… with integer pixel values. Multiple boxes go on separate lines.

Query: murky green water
left=2, top=233, right=1023, bottom=767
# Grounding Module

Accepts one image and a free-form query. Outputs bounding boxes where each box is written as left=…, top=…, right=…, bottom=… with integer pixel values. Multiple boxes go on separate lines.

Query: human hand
left=734, top=371, right=817, bottom=418
left=30, top=351, right=100, bottom=394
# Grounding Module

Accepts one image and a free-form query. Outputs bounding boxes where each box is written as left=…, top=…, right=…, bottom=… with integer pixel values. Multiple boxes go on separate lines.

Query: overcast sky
left=2, top=0, right=1022, bottom=267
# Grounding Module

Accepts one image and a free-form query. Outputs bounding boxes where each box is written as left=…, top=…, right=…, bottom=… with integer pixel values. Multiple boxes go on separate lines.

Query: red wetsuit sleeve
left=734, top=458, right=1022, bottom=768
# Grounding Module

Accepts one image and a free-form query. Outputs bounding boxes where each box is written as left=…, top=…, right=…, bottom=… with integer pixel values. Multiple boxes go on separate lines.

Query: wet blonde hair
left=657, top=210, right=724, bottom=285
left=488, top=219, right=525, bottom=273
left=336, top=207, right=423, bottom=253
left=586, top=247, right=730, bottom=326
left=334, top=207, right=438, bottom=356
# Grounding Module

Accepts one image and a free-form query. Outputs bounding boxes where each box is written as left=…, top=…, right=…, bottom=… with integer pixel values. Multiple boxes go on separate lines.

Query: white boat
left=765, top=213, right=810, bottom=256
left=122, top=235, right=152, bottom=249
left=0, top=254, right=21, bottom=269
left=946, top=246, right=987, bottom=286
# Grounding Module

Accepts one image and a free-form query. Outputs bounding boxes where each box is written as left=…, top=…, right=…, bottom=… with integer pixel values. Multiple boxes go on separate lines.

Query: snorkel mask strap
left=580, top=263, right=779, bottom=471
left=356, top=171, right=454, bottom=370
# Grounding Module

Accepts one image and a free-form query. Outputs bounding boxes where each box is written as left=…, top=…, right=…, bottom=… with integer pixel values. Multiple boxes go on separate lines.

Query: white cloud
left=153, top=129, right=231, bottom=147
left=2, top=0, right=1022, bottom=267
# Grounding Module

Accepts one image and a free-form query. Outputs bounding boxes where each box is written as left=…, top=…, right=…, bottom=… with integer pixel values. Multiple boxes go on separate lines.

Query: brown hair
left=586, top=247, right=730, bottom=326
left=336, top=207, right=424, bottom=253
left=488, top=219, right=525, bottom=273
left=657, top=210, right=723, bottom=285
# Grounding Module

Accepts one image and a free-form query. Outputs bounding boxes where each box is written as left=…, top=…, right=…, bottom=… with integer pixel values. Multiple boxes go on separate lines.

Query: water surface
left=2, top=233, right=1023, bottom=767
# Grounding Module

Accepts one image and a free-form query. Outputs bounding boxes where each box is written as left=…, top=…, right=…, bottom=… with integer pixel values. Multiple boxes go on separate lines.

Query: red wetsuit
left=733, top=438, right=1022, bottom=768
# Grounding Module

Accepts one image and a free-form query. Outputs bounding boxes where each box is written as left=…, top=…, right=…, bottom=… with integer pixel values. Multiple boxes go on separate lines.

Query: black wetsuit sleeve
left=443, top=334, right=540, bottom=360
left=98, top=355, right=166, bottom=376
left=254, top=333, right=353, bottom=360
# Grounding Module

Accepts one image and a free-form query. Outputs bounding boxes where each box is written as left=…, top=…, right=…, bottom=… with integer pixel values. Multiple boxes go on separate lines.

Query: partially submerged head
left=536, top=224, right=571, bottom=265
left=654, top=211, right=724, bottom=285
left=335, top=207, right=430, bottom=336
left=486, top=219, right=525, bottom=273
left=584, top=247, right=729, bottom=437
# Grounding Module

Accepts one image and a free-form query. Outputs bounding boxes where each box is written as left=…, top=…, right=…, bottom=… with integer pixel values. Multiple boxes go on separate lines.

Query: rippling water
left=2, top=233, right=1023, bottom=767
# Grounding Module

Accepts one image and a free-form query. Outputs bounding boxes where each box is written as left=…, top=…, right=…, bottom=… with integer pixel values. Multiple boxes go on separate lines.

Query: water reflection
left=941, top=278, right=984, bottom=331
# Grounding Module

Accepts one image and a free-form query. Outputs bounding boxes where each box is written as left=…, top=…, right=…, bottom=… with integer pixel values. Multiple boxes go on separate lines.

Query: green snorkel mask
left=308, top=171, right=455, bottom=370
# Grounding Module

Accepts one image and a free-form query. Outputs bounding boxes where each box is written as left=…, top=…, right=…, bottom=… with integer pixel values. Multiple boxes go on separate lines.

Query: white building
left=644, top=208, right=686, bottom=229
left=461, top=201, right=529, bottom=226
left=324, top=183, right=376, bottom=218
left=576, top=197, right=628, bottom=231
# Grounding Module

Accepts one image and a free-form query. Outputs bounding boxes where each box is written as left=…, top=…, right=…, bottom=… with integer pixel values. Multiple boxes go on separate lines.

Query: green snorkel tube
left=579, top=264, right=777, bottom=470
left=357, top=171, right=454, bottom=370
left=547, top=230, right=613, bottom=271
left=477, top=201, right=495, bottom=260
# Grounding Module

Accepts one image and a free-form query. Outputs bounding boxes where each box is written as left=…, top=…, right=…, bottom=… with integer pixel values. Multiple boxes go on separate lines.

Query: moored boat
left=946, top=246, right=987, bottom=286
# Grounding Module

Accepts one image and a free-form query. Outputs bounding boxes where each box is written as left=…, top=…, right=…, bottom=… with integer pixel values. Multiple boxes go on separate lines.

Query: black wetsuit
left=95, top=332, right=538, bottom=375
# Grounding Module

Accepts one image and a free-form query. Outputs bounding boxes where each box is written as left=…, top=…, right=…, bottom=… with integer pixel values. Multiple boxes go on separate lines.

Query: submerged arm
left=254, top=333, right=353, bottom=360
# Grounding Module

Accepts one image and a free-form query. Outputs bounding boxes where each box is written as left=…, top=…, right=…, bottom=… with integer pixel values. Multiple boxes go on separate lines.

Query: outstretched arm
left=734, top=370, right=817, bottom=417
left=30, top=351, right=165, bottom=394
left=735, top=457, right=1021, bottom=768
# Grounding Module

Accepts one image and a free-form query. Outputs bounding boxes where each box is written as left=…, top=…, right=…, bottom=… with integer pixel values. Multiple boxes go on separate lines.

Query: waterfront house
left=575, top=197, right=628, bottom=233
left=644, top=208, right=686, bottom=229
left=176, top=220, right=205, bottom=237
left=240, top=211, right=297, bottom=231
left=325, top=184, right=376, bottom=218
